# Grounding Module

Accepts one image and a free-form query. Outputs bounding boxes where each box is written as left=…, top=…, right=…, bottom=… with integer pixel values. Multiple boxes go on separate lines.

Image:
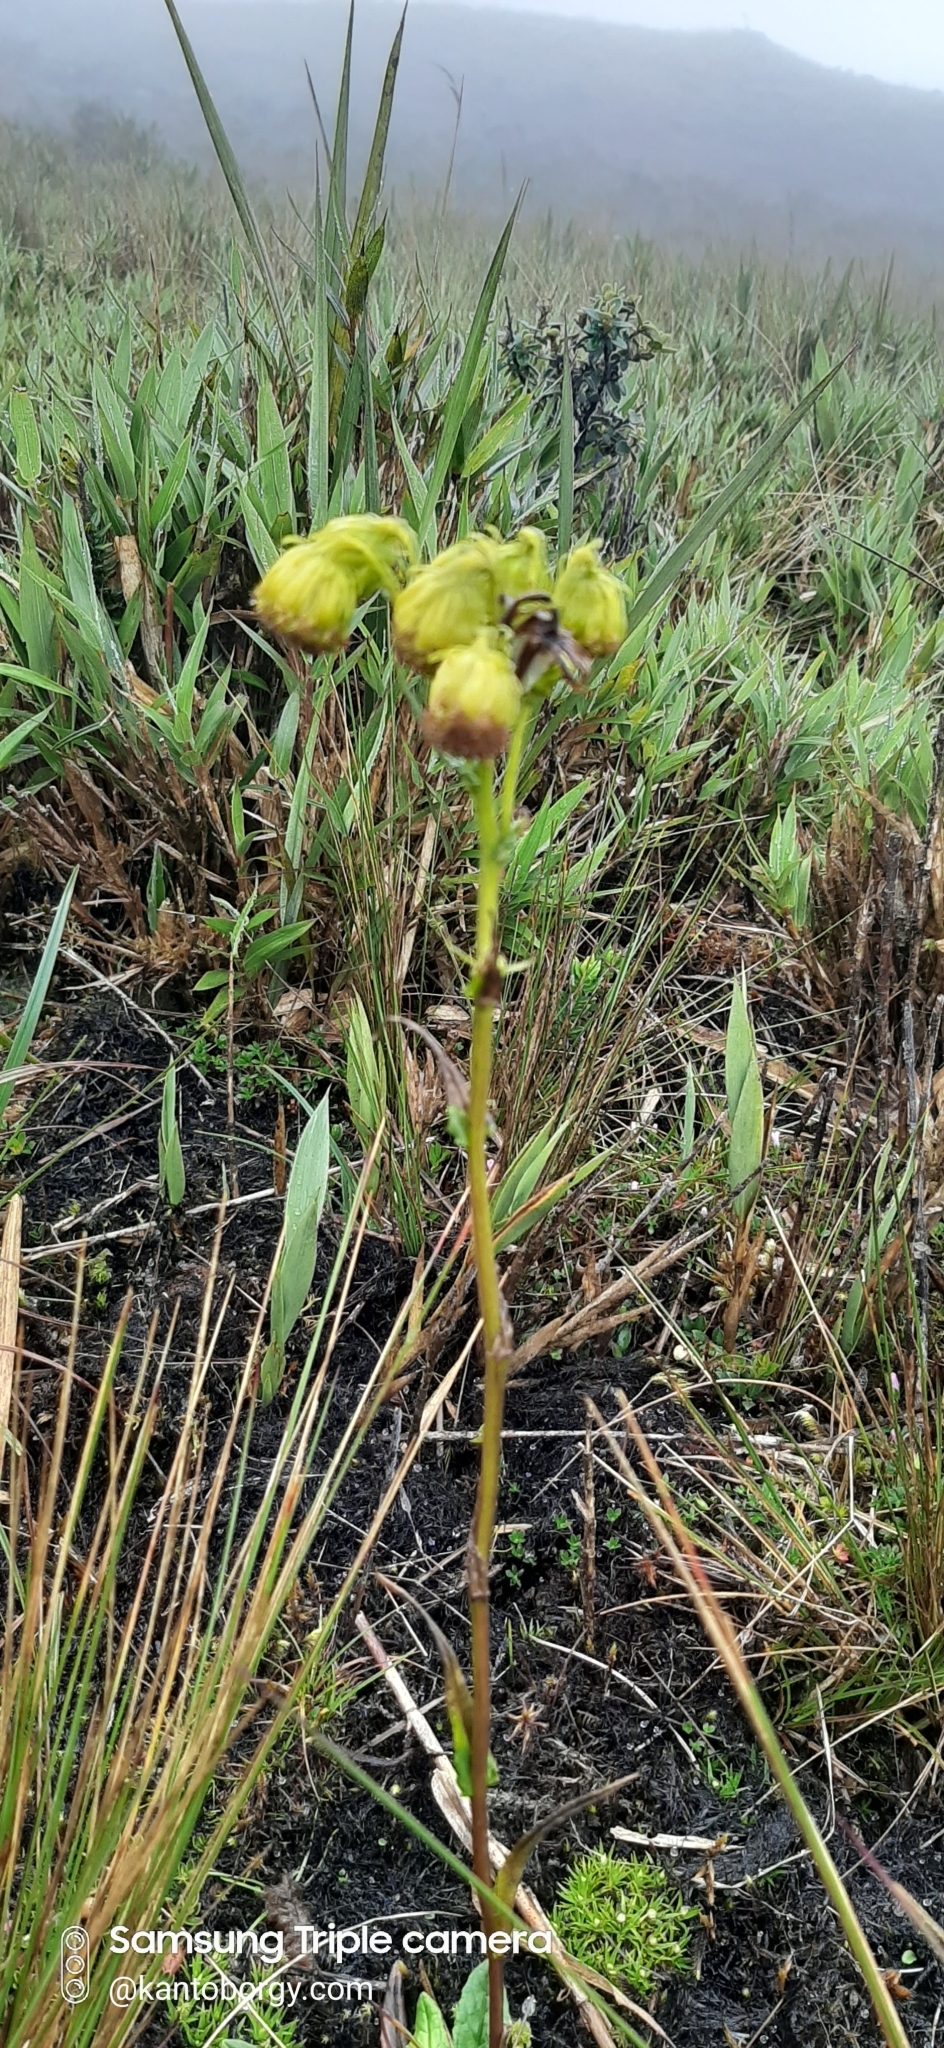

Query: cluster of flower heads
left=252, top=513, right=627, bottom=760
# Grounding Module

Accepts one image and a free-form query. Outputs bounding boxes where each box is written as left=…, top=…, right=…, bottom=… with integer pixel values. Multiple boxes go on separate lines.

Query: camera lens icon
left=60, top=1929, right=89, bottom=2002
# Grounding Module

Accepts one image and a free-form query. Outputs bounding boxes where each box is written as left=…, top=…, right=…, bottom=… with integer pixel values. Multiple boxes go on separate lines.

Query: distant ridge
left=2, top=0, right=944, bottom=269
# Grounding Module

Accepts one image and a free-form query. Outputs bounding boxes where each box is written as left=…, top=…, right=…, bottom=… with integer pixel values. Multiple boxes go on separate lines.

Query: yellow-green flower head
left=421, top=631, right=521, bottom=759
left=496, top=526, right=551, bottom=603
left=308, top=513, right=416, bottom=598
left=253, top=541, right=358, bottom=652
left=553, top=543, right=627, bottom=659
left=253, top=515, right=415, bottom=651
left=393, top=536, right=501, bottom=673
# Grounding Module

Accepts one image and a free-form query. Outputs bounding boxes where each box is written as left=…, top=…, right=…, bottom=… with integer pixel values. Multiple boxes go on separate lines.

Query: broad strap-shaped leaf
left=412, top=1990, right=454, bottom=2048
left=158, top=1063, right=186, bottom=1208
left=492, top=1154, right=602, bottom=1255
left=490, top=1117, right=571, bottom=1230
left=270, top=1092, right=330, bottom=1349
left=9, top=391, right=41, bottom=488
left=255, top=381, right=294, bottom=533
left=258, top=1338, right=288, bottom=1405
left=345, top=993, right=387, bottom=1148
left=725, top=973, right=763, bottom=1220
left=0, top=708, right=51, bottom=776
left=307, top=167, right=330, bottom=529
left=17, top=523, right=57, bottom=679
left=452, top=1962, right=505, bottom=2048
left=729, top=1050, right=764, bottom=1221
left=725, top=971, right=754, bottom=1127
left=350, top=5, right=407, bottom=261
left=149, top=432, right=193, bottom=535
left=325, top=0, right=355, bottom=272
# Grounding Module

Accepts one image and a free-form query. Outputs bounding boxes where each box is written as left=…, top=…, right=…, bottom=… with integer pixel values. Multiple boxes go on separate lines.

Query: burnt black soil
left=13, top=998, right=944, bottom=2047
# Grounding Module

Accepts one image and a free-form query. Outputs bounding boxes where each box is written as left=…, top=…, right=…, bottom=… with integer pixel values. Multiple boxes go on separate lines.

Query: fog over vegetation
left=3, top=0, right=944, bottom=274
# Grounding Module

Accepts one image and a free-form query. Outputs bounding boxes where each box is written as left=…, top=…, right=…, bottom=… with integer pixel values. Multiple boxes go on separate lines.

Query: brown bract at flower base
left=421, top=633, right=522, bottom=760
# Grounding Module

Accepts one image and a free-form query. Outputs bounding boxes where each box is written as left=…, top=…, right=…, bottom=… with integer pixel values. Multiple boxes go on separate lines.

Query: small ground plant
left=554, top=1849, right=696, bottom=2000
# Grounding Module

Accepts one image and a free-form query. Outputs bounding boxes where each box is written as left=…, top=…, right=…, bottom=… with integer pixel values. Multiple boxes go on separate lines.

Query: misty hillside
left=3, top=0, right=944, bottom=269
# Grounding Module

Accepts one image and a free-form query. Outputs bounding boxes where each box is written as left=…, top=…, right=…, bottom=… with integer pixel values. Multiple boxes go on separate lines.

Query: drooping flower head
left=393, top=536, right=502, bottom=673
left=315, top=514, right=416, bottom=598
left=496, top=527, right=551, bottom=606
left=253, top=514, right=415, bottom=652
left=421, top=631, right=522, bottom=760
left=553, top=542, right=627, bottom=659
left=253, top=544, right=357, bottom=652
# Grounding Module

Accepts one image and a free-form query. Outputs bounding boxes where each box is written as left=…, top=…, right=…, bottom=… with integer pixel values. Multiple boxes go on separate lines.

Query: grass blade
left=326, top=0, right=355, bottom=270
left=161, top=0, right=302, bottom=400
left=350, top=3, right=407, bottom=261
left=417, top=195, right=522, bottom=550
left=307, top=167, right=330, bottom=529
left=0, top=870, right=76, bottom=1123
left=558, top=330, right=574, bottom=558
left=621, top=357, right=844, bottom=642
left=0, top=707, right=50, bottom=775
left=9, top=392, right=41, bottom=490
left=594, top=1397, right=912, bottom=2048
left=158, top=1063, right=186, bottom=1207
left=359, top=315, right=381, bottom=514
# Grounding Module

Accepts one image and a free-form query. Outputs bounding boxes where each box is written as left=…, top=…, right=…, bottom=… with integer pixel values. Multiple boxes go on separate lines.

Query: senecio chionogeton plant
left=254, top=512, right=627, bottom=2047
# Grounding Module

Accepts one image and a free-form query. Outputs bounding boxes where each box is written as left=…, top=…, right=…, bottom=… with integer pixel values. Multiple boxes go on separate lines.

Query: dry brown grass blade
left=588, top=1393, right=912, bottom=2048
left=841, top=1823, right=944, bottom=1971
left=510, top=1227, right=714, bottom=1372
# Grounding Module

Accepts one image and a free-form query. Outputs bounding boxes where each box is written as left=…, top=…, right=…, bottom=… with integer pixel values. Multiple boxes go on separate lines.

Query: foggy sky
left=195, top=0, right=944, bottom=95
left=3, top=0, right=944, bottom=279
